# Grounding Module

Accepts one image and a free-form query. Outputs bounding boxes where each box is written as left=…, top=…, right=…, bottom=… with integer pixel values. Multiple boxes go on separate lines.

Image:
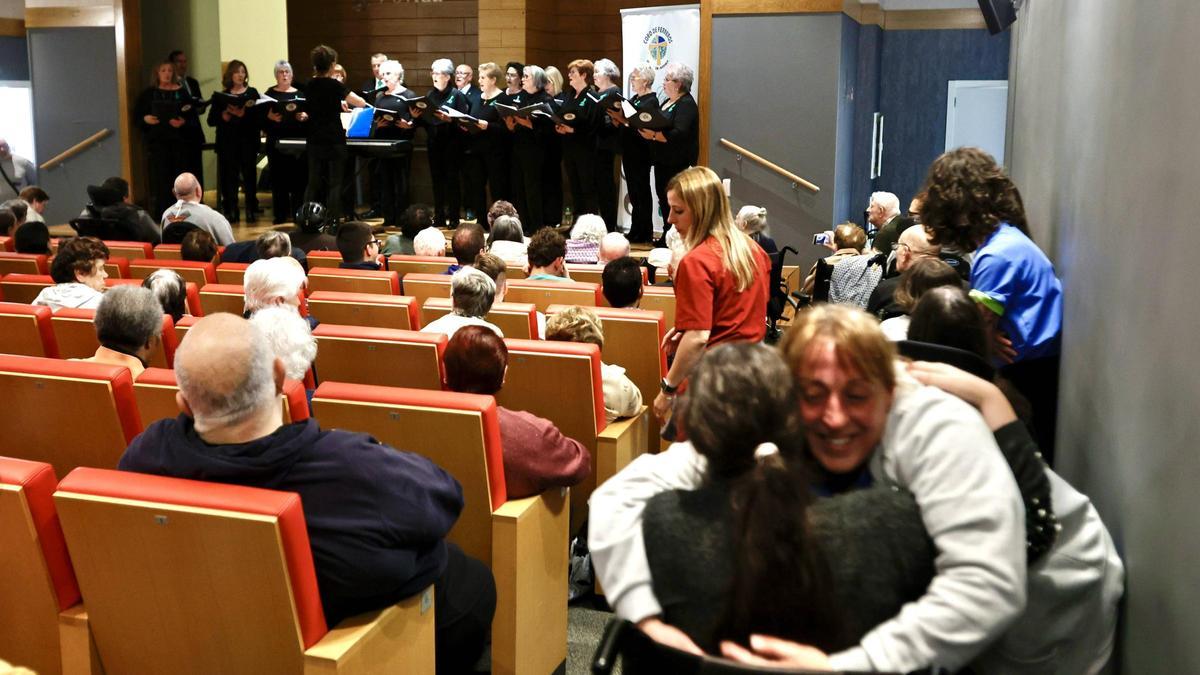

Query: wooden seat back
left=128, top=259, right=217, bottom=289
left=134, top=368, right=310, bottom=428
left=399, top=272, right=452, bottom=305
left=306, top=267, right=400, bottom=296
left=547, top=305, right=666, bottom=408
left=0, top=356, right=142, bottom=477
left=386, top=254, right=456, bottom=278
left=504, top=279, right=602, bottom=312
left=107, top=277, right=203, bottom=316
left=0, top=235, right=11, bottom=251
left=564, top=263, right=648, bottom=289
left=198, top=283, right=246, bottom=316
left=0, top=273, right=53, bottom=304
left=0, top=302, right=59, bottom=357
left=102, top=256, right=131, bottom=279
left=101, top=240, right=154, bottom=262
left=216, top=262, right=250, bottom=284
left=421, top=297, right=538, bottom=339
left=504, top=264, right=527, bottom=280
left=52, top=308, right=178, bottom=368
left=313, top=324, right=446, bottom=389
left=304, top=250, right=344, bottom=268
left=308, top=291, right=420, bottom=330
left=0, top=252, right=49, bottom=276
left=639, top=286, right=676, bottom=331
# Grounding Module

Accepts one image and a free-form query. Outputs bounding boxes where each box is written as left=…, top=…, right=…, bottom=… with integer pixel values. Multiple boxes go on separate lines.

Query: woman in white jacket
left=33, top=236, right=109, bottom=311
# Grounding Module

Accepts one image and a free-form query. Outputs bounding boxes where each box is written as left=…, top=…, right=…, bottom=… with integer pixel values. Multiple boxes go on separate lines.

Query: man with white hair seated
left=118, top=313, right=495, bottom=673
left=72, top=285, right=163, bottom=379
left=867, top=190, right=914, bottom=255
left=599, top=231, right=630, bottom=264
left=160, top=172, right=235, bottom=245
left=566, top=213, right=607, bottom=264
left=250, top=305, right=318, bottom=401
left=242, top=256, right=315, bottom=327
left=421, top=267, right=504, bottom=338
left=413, top=225, right=449, bottom=257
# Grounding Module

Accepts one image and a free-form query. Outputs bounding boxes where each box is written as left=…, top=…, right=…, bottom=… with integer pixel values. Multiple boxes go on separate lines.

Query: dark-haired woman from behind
left=640, top=342, right=935, bottom=665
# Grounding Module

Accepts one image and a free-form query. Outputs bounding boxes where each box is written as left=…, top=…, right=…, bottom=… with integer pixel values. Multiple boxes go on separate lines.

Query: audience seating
left=305, top=250, right=344, bottom=268
left=174, top=314, right=199, bottom=340
left=548, top=304, right=666, bottom=454
left=53, top=467, right=436, bottom=674
left=399, top=272, right=452, bottom=304
left=504, top=279, right=602, bottom=312
left=312, top=384, right=568, bottom=675
left=105, top=278, right=203, bottom=316
left=307, top=291, right=421, bottom=330
left=0, top=457, right=97, bottom=675
left=128, top=259, right=217, bottom=289
left=51, top=308, right=179, bottom=368
left=0, top=252, right=49, bottom=276
left=216, top=261, right=249, bottom=284
left=198, top=283, right=246, bottom=316
left=386, top=254, right=456, bottom=278
left=0, top=273, right=53, bottom=304
left=101, top=256, right=131, bottom=279
left=639, top=286, right=676, bottom=331
left=565, top=264, right=647, bottom=288
left=133, top=368, right=310, bottom=428
left=0, top=356, right=141, bottom=478
left=312, top=324, right=446, bottom=389
left=306, top=267, right=400, bottom=296
left=100, top=240, right=154, bottom=262
left=421, top=297, right=538, bottom=339
left=504, top=265, right=527, bottom=280
left=153, top=244, right=222, bottom=264
left=498, top=339, right=649, bottom=526
left=0, top=235, right=11, bottom=252
left=0, top=302, right=59, bottom=357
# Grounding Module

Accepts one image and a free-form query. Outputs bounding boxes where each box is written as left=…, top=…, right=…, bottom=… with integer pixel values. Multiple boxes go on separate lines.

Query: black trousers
left=304, top=142, right=347, bottom=220
left=147, top=140, right=187, bottom=218
left=482, top=147, right=511, bottom=213
left=595, top=148, right=619, bottom=231
left=563, top=142, right=598, bottom=219
left=1000, top=353, right=1061, bottom=465
left=217, top=137, right=258, bottom=219
left=378, top=154, right=412, bottom=228
left=460, top=150, right=488, bottom=224
left=654, top=161, right=689, bottom=223
left=542, top=140, right=564, bottom=228
left=512, top=143, right=544, bottom=235
left=267, top=142, right=307, bottom=224
left=427, top=129, right=462, bottom=228
left=435, top=542, right=496, bottom=674
left=624, top=151, right=655, bottom=242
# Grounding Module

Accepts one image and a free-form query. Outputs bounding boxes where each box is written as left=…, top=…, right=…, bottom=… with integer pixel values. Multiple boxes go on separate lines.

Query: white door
left=945, top=80, right=1008, bottom=165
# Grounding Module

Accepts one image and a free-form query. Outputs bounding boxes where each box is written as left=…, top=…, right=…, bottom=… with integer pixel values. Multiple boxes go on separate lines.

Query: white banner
left=618, top=4, right=700, bottom=234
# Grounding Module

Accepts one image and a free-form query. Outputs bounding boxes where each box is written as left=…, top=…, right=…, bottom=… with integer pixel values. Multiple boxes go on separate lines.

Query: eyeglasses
left=891, top=243, right=911, bottom=252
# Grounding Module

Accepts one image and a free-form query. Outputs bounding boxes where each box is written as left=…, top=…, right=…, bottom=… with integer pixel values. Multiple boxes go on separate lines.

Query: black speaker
left=978, top=0, right=1018, bottom=35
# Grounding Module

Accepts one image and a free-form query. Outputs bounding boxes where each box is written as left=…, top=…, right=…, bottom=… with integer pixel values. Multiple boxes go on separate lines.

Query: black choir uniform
left=456, top=85, right=488, bottom=222
left=620, top=92, right=661, bottom=243
left=421, top=84, right=470, bottom=228
left=558, top=86, right=601, bottom=222
left=302, top=76, right=351, bottom=220
left=263, top=88, right=308, bottom=224
left=358, top=81, right=386, bottom=217
left=207, top=86, right=261, bottom=222
left=473, top=90, right=513, bottom=216
left=179, top=76, right=207, bottom=188
left=542, top=91, right=566, bottom=228
left=508, top=89, right=554, bottom=234
left=594, top=84, right=622, bottom=231
left=651, top=92, right=699, bottom=223
left=134, top=86, right=191, bottom=217
left=373, top=87, right=417, bottom=228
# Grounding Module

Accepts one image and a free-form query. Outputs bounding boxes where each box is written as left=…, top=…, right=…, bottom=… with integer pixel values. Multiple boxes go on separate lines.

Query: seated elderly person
left=735, top=205, right=776, bottom=255
left=336, top=221, right=381, bottom=270
left=601, top=256, right=644, bottom=309
left=82, top=176, right=163, bottom=244
left=413, top=225, right=449, bottom=257
left=599, top=232, right=630, bottom=264
left=486, top=199, right=518, bottom=229
left=14, top=220, right=52, bottom=255
left=33, top=236, right=109, bottom=310
left=421, top=267, right=504, bottom=338
left=382, top=203, right=435, bottom=256
left=181, top=229, right=218, bottom=262
left=867, top=224, right=944, bottom=320
left=243, top=256, right=315, bottom=327
left=118, top=314, right=495, bottom=673
left=526, top=227, right=570, bottom=281
left=250, top=305, right=318, bottom=402
left=443, top=325, right=591, bottom=499
left=221, top=230, right=309, bottom=270
left=801, top=222, right=867, bottom=296
left=472, top=252, right=509, bottom=301
left=71, top=285, right=163, bottom=378
left=20, top=186, right=49, bottom=223
left=485, top=214, right=527, bottom=266
left=566, top=213, right=607, bottom=264
left=142, top=268, right=189, bottom=322
left=448, top=222, right=486, bottom=274
left=545, top=306, right=642, bottom=422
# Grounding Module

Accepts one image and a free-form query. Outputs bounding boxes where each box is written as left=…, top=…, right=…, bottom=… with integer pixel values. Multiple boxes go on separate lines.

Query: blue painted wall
left=0, top=37, right=29, bottom=80
left=849, top=22, right=882, bottom=226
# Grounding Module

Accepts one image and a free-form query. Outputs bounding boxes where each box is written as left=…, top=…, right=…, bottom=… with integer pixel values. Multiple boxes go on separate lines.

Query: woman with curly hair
left=919, top=146, right=1063, bottom=459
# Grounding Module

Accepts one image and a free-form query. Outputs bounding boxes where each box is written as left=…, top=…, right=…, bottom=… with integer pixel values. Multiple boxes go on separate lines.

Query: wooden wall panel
left=527, top=0, right=693, bottom=74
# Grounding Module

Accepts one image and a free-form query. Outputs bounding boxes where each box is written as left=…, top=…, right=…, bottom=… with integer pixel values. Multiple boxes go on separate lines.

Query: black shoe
left=359, top=208, right=382, bottom=219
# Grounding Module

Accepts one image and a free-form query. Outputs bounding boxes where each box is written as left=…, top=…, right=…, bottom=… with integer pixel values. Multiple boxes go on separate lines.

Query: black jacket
left=652, top=92, right=699, bottom=169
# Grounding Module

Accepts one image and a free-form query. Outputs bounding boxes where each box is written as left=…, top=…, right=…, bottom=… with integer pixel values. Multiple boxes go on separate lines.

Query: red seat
left=312, top=324, right=446, bottom=389
left=216, top=261, right=249, bottom=284
left=0, top=302, right=59, bottom=357
left=106, top=277, right=202, bottom=316
left=101, top=240, right=155, bottom=262
left=101, top=256, right=131, bottom=280
left=306, top=267, right=401, bottom=296
left=307, top=291, right=421, bottom=330
left=134, top=367, right=310, bottom=427
left=304, top=250, right=344, bottom=268
left=51, top=308, right=180, bottom=368
left=385, top=254, right=456, bottom=278
left=0, top=235, right=12, bottom=252
left=128, top=258, right=217, bottom=288
left=151, top=244, right=183, bottom=260
left=198, top=283, right=246, bottom=316
left=0, top=252, right=49, bottom=275
left=504, top=278, right=603, bottom=311
left=0, top=273, right=54, bottom=304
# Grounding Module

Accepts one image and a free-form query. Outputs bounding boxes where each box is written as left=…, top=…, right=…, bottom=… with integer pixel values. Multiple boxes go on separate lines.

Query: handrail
left=719, top=138, right=820, bottom=193
left=40, top=128, right=112, bottom=171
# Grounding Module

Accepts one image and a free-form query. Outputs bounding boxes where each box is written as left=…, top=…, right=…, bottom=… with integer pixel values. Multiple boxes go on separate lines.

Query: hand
left=340, top=102, right=351, bottom=112
left=637, top=618, right=702, bottom=656
left=607, top=109, right=628, bottom=125
left=720, top=635, right=832, bottom=670
left=993, top=330, right=1017, bottom=364
left=476, top=119, right=488, bottom=130
left=655, top=131, right=667, bottom=142
left=143, top=114, right=160, bottom=125
left=221, top=109, right=233, bottom=122
left=503, top=116, right=517, bottom=131
left=168, top=117, right=185, bottom=128
left=434, top=109, right=451, bottom=122
left=397, top=118, right=414, bottom=128
left=820, top=230, right=837, bottom=252
left=515, top=116, right=533, bottom=129
left=907, top=360, right=1017, bottom=431
left=555, top=123, right=574, bottom=134
left=230, top=105, right=246, bottom=118
left=410, top=106, right=425, bottom=119
left=652, top=390, right=674, bottom=424
left=266, top=110, right=282, bottom=122
left=296, top=112, right=309, bottom=122
left=637, top=128, right=655, bottom=140
left=376, top=118, right=391, bottom=128
left=660, top=327, right=682, bottom=358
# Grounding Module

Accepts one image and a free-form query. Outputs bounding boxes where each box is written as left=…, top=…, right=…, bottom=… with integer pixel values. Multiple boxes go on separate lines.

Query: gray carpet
left=568, top=605, right=618, bottom=675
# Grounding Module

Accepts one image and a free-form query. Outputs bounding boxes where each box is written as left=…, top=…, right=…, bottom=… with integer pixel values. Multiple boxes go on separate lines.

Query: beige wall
left=217, top=0, right=287, bottom=92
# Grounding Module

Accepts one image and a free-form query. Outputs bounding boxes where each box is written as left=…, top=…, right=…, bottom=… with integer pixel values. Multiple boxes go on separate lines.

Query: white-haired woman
left=566, top=213, right=607, bottom=264
left=736, top=204, right=776, bottom=255
left=612, top=63, right=661, bottom=243
left=642, top=62, right=699, bottom=226
left=593, top=58, right=622, bottom=230
left=373, top=60, right=418, bottom=229
left=264, top=59, right=307, bottom=224
left=420, top=58, right=471, bottom=228
left=506, top=65, right=554, bottom=234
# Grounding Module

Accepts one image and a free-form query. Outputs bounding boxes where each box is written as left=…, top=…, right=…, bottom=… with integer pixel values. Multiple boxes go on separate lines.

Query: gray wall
left=708, top=13, right=846, bottom=274
left=1008, top=1, right=1200, bottom=671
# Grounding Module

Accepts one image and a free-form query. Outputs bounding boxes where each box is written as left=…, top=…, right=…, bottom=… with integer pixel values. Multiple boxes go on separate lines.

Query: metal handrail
left=718, top=138, right=820, bottom=193
left=40, top=128, right=112, bottom=171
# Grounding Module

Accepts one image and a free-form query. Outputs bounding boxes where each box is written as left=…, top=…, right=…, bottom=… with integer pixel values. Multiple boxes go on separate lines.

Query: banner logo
left=643, top=26, right=673, bottom=68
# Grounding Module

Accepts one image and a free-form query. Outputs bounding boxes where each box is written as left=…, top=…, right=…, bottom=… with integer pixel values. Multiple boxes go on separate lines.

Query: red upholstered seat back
left=50, top=308, right=178, bottom=368
left=307, top=267, right=401, bottom=296
left=0, top=302, right=59, bottom=357
left=55, top=467, right=327, bottom=649
left=304, top=250, right=343, bottom=268
left=386, top=255, right=456, bottom=278
left=0, top=272, right=54, bottom=304
left=499, top=339, right=606, bottom=435
left=307, top=291, right=421, bottom=330
left=128, top=258, right=217, bottom=288
left=101, top=240, right=154, bottom=262
left=0, top=252, right=49, bottom=276
left=0, top=457, right=81, bottom=611
left=198, top=283, right=246, bottom=316
left=0, top=235, right=12, bottom=252
left=504, top=278, right=603, bottom=311
left=313, top=324, right=446, bottom=390
left=216, top=261, right=249, bottom=284
left=107, top=278, right=202, bottom=316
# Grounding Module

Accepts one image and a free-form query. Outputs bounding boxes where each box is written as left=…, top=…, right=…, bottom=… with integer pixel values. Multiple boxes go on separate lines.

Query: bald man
left=867, top=224, right=943, bottom=319
left=118, top=314, right=495, bottom=671
left=598, top=231, right=631, bottom=264
left=159, top=172, right=235, bottom=245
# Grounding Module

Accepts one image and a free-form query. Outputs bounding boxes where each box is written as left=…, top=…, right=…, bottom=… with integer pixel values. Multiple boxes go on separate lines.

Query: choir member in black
left=301, top=45, right=367, bottom=223
left=135, top=61, right=190, bottom=217
left=263, top=60, right=307, bottom=224
left=372, top=60, right=417, bottom=229
left=467, top=63, right=512, bottom=221
left=592, top=59, right=622, bottom=231
left=169, top=50, right=207, bottom=188
left=417, top=58, right=470, bottom=228
left=642, top=61, right=699, bottom=223
left=358, top=53, right=388, bottom=219
left=207, top=59, right=260, bottom=223
left=543, top=67, right=566, bottom=228
left=455, top=63, right=487, bottom=222
left=505, top=65, right=554, bottom=235
left=555, top=59, right=601, bottom=223
left=610, top=63, right=660, bottom=243
left=504, top=62, right=524, bottom=96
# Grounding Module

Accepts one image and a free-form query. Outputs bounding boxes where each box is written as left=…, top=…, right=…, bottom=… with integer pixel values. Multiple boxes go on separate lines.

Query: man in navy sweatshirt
left=119, top=313, right=495, bottom=672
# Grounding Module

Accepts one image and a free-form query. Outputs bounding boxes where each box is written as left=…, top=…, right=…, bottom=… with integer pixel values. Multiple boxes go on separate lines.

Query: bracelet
left=660, top=378, right=679, bottom=395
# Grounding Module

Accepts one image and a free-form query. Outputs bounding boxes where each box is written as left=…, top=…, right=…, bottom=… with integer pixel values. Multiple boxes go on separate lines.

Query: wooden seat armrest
left=59, top=604, right=103, bottom=675
left=303, top=586, right=436, bottom=675
left=491, top=489, right=570, bottom=675
left=595, top=407, right=651, bottom=487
